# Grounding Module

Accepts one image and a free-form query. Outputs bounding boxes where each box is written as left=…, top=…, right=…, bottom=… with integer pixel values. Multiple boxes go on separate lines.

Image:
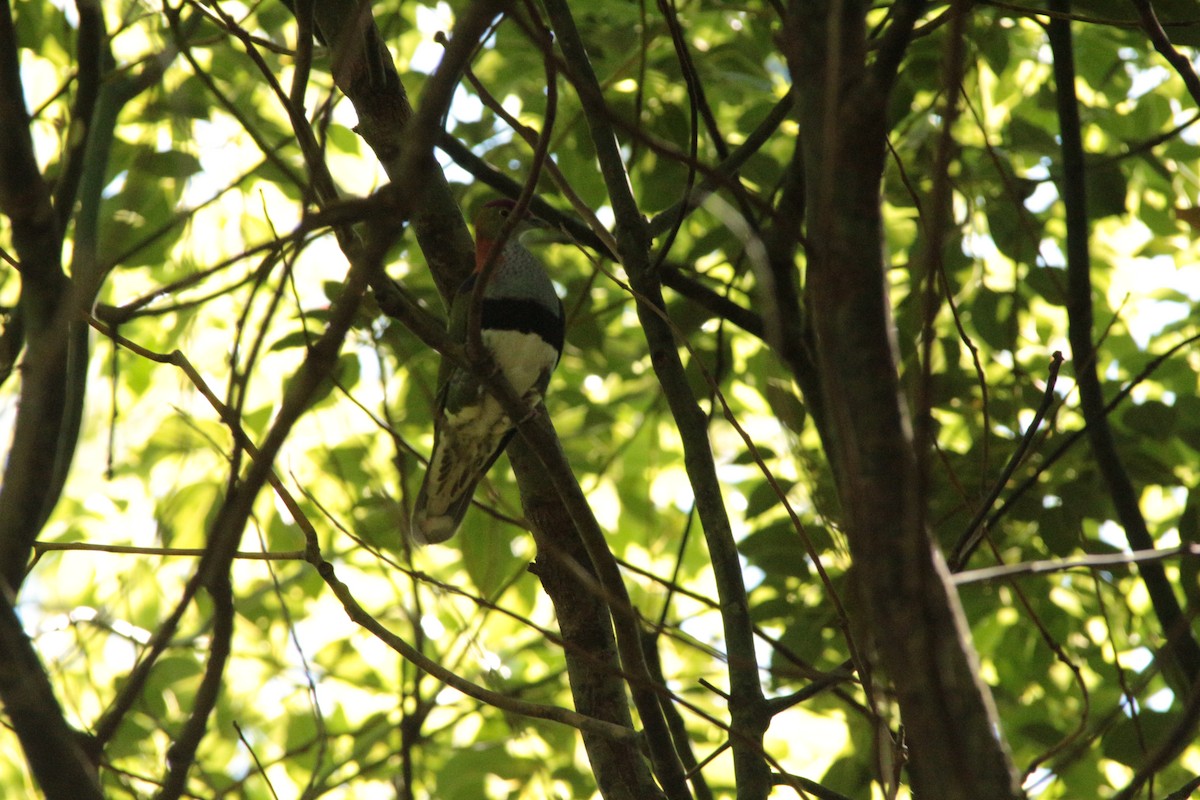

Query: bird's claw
left=517, top=392, right=544, bottom=425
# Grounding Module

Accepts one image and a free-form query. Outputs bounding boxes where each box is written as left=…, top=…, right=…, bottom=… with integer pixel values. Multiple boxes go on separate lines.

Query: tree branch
left=0, top=0, right=71, bottom=594
left=661, top=265, right=764, bottom=337
left=784, top=2, right=1022, bottom=797
left=950, top=352, right=1064, bottom=569
left=510, top=436, right=668, bottom=800
left=34, top=541, right=305, bottom=560
left=544, top=1, right=771, bottom=797
left=954, top=543, right=1200, bottom=586
left=1050, top=0, right=1200, bottom=697
left=1051, top=0, right=1200, bottom=743
left=1127, top=0, right=1200, bottom=108
left=0, top=588, right=102, bottom=799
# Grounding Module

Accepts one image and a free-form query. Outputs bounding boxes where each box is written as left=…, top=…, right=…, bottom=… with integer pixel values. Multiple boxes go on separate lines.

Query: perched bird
left=410, top=199, right=565, bottom=544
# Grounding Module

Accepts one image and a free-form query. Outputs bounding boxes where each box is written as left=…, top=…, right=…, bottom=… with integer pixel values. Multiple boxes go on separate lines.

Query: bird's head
left=473, top=199, right=544, bottom=271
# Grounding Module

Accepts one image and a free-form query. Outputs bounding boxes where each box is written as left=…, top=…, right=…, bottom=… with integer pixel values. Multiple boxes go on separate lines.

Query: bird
left=410, top=198, right=565, bottom=544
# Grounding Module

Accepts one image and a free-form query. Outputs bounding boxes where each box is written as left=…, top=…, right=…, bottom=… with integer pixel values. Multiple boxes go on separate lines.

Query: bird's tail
left=410, top=492, right=474, bottom=546
left=409, top=428, right=514, bottom=545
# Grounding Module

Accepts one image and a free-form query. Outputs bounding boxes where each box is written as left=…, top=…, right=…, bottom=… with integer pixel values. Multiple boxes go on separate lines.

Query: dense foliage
left=2, top=0, right=1200, bottom=798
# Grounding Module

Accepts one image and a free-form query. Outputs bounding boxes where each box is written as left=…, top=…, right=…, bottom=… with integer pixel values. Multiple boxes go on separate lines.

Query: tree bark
left=511, top=432, right=666, bottom=800
left=784, top=2, right=1024, bottom=798
left=0, top=0, right=72, bottom=594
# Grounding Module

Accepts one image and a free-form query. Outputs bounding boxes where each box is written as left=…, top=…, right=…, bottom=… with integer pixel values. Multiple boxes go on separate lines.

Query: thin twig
left=33, top=541, right=305, bottom=560
left=954, top=543, right=1200, bottom=585
left=233, top=721, right=281, bottom=800
left=949, top=351, right=1064, bottom=570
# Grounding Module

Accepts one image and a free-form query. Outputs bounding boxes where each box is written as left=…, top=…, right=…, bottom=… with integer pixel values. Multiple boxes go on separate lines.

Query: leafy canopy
left=2, top=0, right=1200, bottom=798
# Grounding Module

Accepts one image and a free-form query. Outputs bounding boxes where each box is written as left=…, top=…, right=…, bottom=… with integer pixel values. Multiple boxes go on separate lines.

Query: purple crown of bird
left=410, top=199, right=565, bottom=544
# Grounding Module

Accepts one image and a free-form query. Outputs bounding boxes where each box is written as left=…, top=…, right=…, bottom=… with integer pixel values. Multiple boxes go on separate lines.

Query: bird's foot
left=516, top=392, right=544, bottom=425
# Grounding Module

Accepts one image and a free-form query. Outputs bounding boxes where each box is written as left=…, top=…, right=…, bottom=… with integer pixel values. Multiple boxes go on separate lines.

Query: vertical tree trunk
left=785, top=3, right=1024, bottom=798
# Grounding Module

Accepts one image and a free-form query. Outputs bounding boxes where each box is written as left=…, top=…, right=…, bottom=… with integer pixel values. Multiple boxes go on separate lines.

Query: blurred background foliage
left=3, top=0, right=1200, bottom=797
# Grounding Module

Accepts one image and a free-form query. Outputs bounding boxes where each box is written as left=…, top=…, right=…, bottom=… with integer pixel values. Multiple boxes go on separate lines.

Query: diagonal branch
left=949, top=352, right=1064, bottom=569
left=544, top=1, right=771, bottom=798
left=0, top=588, right=102, bottom=800
left=1049, top=0, right=1200, bottom=694
left=1127, top=0, right=1200, bottom=108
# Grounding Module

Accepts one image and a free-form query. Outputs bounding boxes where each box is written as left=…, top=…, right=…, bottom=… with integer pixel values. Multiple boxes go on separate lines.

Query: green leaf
left=1023, top=265, right=1068, bottom=306
left=1103, top=710, right=1180, bottom=767
left=1085, top=162, right=1128, bottom=219
left=739, top=520, right=808, bottom=576
left=1121, top=400, right=1177, bottom=440
left=133, top=149, right=203, bottom=180
left=763, top=379, right=806, bottom=434
left=743, top=478, right=793, bottom=521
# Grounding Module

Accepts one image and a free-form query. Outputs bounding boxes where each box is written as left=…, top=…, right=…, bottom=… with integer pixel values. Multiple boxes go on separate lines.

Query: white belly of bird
left=488, top=327, right=559, bottom=396
left=442, top=328, right=558, bottom=428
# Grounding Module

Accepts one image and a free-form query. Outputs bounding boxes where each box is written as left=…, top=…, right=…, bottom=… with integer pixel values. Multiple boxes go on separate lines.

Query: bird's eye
left=499, top=209, right=509, bottom=217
